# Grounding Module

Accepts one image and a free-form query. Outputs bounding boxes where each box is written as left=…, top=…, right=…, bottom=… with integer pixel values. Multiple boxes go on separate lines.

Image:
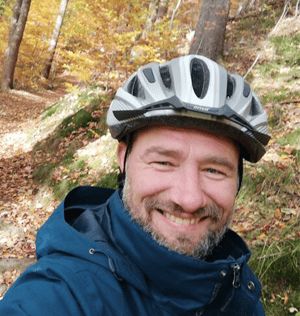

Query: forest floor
left=0, top=84, right=68, bottom=295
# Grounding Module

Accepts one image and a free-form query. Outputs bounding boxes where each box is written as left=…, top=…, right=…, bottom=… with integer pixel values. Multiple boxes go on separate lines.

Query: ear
left=117, top=141, right=128, bottom=173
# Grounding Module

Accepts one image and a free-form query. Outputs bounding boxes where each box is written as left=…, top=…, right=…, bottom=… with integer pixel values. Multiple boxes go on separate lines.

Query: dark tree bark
left=42, top=0, right=69, bottom=79
left=189, top=0, right=230, bottom=61
left=1, top=0, right=32, bottom=91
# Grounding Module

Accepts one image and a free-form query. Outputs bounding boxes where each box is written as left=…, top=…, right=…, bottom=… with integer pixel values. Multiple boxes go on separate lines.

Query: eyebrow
left=143, top=146, right=183, bottom=159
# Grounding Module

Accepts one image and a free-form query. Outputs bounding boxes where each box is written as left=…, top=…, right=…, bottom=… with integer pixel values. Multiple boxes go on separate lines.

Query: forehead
left=131, top=125, right=240, bottom=162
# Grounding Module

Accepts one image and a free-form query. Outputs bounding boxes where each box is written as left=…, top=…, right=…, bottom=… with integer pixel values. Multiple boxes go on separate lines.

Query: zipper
left=232, top=263, right=241, bottom=288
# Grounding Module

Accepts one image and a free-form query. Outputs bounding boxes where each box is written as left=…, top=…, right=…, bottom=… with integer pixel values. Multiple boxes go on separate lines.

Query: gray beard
left=122, top=176, right=234, bottom=260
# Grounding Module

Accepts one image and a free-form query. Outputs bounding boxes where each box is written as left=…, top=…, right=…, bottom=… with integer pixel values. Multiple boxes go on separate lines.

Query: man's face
left=117, top=126, right=239, bottom=259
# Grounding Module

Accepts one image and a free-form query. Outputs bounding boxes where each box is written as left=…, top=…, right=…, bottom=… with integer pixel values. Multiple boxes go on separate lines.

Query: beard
left=122, top=174, right=234, bottom=260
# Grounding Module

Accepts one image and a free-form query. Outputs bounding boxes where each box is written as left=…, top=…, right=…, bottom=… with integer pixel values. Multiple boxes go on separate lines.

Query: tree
left=143, top=0, right=169, bottom=37
left=189, top=0, right=230, bottom=61
left=1, top=0, right=31, bottom=91
left=42, top=0, right=69, bottom=79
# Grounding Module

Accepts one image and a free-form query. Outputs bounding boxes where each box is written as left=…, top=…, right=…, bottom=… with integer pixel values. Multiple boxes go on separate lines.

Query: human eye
left=206, top=168, right=220, bottom=174
left=204, top=168, right=226, bottom=179
left=157, top=161, right=172, bottom=166
left=150, top=160, right=174, bottom=170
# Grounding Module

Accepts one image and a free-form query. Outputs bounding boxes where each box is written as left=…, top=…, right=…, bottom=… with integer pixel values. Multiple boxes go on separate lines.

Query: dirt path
left=0, top=86, right=67, bottom=297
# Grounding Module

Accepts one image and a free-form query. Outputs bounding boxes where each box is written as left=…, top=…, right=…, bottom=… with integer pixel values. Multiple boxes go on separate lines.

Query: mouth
left=157, top=209, right=209, bottom=225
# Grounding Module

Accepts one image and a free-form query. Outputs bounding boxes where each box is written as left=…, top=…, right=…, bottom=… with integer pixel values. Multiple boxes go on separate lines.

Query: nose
left=169, top=167, right=208, bottom=213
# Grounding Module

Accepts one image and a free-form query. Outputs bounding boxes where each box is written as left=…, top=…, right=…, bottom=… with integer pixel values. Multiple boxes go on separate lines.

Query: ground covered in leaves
left=0, top=2, right=299, bottom=314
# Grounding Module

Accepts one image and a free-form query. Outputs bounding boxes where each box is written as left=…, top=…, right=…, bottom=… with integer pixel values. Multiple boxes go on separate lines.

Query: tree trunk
left=143, top=0, right=169, bottom=34
left=42, top=0, right=69, bottom=79
left=188, top=0, right=230, bottom=61
left=1, top=0, right=32, bottom=91
left=156, top=0, right=169, bottom=24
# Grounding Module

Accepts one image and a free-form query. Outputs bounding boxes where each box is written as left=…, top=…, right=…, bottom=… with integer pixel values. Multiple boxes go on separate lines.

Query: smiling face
left=117, top=126, right=239, bottom=259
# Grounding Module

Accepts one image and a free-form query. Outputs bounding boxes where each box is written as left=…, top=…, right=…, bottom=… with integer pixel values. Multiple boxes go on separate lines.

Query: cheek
left=205, top=180, right=237, bottom=212
left=131, top=168, right=171, bottom=198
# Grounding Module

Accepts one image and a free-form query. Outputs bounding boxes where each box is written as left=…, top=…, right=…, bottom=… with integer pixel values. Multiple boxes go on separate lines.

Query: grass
left=249, top=239, right=300, bottom=316
left=270, top=35, right=300, bottom=67
left=277, top=128, right=300, bottom=147
left=238, top=162, right=297, bottom=207
left=237, top=157, right=300, bottom=315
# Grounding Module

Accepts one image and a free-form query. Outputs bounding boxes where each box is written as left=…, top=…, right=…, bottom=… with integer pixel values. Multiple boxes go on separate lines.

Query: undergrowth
left=32, top=90, right=114, bottom=199
left=249, top=239, right=300, bottom=316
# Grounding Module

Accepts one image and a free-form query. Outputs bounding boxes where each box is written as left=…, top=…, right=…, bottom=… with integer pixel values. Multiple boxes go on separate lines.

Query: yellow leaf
left=257, top=233, right=266, bottom=240
left=275, top=208, right=282, bottom=219
left=284, top=293, right=289, bottom=305
left=280, top=154, right=289, bottom=160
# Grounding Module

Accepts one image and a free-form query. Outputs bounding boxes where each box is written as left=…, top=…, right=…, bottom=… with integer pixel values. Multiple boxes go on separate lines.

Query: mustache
left=144, top=196, right=222, bottom=222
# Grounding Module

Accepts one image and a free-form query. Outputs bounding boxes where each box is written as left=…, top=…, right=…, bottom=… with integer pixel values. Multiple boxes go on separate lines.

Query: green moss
left=70, top=156, right=88, bottom=170
left=53, top=179, right=77, bottom=200
left=58, top=109, right=96, bottom=137
left=90, top=159, right=103, bottom=170
left=96, top=171, right=118, bottom=189
left=33, top=163, right=57, bottom=185
left=42, top=101, right=65, bottom=119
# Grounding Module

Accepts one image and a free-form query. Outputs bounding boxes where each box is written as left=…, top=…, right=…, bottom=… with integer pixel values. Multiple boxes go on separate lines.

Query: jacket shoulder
left=0, top=254, right=123, bottom=316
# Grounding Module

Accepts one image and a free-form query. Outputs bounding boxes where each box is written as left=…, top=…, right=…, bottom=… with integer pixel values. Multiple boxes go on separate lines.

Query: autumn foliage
left=0, top=0, right=198, bottom=90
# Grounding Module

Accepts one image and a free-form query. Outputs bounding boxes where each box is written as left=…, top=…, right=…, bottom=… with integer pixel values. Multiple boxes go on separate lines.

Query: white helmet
left=107, top=55, right=270, bottom=163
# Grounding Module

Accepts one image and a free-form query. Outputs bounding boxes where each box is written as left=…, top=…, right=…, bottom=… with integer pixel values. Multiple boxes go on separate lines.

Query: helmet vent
left=249, top=97, right=262, bottom=116
left=191, top=59, right=210, bottom=99
left=243, top=81, right=251, bottom=97
left=159, top=66, right=172, bottom=89
left=127, top=76, right=145, bottom=99
left=226, top=75, right=235, bottom=98
left=143, top=68, right=156, bottom=83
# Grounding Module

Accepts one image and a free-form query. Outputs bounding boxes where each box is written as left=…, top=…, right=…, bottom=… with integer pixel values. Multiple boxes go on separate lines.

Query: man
left=0, top=55, right=270, bottom=315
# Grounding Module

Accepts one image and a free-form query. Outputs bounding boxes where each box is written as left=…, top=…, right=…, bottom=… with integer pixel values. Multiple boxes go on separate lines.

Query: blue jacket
left=0, top=186, right=266, bottom=315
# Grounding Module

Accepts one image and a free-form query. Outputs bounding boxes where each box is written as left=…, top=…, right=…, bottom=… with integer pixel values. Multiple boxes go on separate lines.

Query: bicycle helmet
left=107, top=55, right=270, bottom=163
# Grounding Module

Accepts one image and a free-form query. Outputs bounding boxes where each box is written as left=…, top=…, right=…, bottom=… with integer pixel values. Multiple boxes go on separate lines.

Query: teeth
left=164, top=212, right=200, bottom=225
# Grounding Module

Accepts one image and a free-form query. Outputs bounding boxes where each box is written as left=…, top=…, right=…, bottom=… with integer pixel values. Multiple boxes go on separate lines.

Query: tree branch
left=295, top=0, right=300, bottom=17
left=169, top=0, right=182, bottom=31
left=269, top=0, right=290, bottom=36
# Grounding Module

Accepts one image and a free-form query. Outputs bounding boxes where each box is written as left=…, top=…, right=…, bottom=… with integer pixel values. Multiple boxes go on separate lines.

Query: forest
left=0, top=0, right=299, bottom=315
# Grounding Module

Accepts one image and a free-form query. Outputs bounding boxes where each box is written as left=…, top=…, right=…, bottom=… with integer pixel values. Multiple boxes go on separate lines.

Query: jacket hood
left=36, top=186, right=262, bottom=315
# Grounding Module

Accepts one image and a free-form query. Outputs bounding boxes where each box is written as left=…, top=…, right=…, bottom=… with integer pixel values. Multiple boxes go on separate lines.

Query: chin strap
left=117, top=134, right=134, bottom=191
left=237, top=156, right=243, bottom=194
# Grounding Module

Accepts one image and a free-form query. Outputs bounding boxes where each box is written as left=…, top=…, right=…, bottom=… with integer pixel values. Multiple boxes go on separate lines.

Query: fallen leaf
left=284, top=293, right=289, bottom=305
left=257, top=233, right=267, bottom=240
left=275, top=208, right=282, bottom=219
